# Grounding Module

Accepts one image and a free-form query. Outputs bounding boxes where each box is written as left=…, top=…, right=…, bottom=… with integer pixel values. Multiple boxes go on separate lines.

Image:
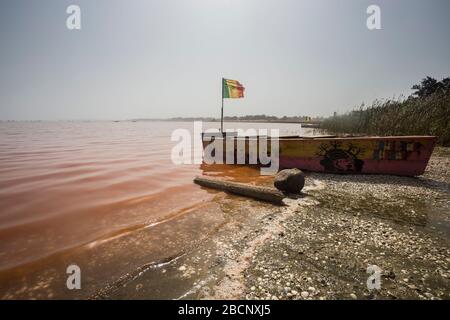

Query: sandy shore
left=98, top=147, right=449, bottom=300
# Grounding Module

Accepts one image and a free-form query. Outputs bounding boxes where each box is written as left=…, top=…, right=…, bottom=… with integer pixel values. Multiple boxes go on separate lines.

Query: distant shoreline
left=128, top=119, right=322, bottom=126
left=0, top=119, right=322, bottom=128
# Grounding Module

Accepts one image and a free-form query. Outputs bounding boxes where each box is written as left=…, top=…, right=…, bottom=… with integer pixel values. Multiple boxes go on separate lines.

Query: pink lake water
left=0, top=121, right=308, bottom=275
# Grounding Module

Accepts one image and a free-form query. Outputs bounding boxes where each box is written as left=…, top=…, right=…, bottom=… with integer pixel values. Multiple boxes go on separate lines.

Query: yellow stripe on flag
left=223, top=78, right=245, bottom=99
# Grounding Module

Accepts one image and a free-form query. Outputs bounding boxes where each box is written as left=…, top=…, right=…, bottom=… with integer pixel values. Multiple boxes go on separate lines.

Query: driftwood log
left=194, top=176, right=286, bottom=205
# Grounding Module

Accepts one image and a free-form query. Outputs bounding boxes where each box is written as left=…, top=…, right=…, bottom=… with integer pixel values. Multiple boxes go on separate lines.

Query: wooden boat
left=201, top=134, right=437, bottom=176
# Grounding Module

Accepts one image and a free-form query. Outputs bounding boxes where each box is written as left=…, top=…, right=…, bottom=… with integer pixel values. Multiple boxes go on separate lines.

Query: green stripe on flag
left=222, top=79, right=230, bottom=98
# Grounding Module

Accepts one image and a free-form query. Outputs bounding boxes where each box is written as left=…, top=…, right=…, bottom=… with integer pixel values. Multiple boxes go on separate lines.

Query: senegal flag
left=222, top=78, right=245, bottom=99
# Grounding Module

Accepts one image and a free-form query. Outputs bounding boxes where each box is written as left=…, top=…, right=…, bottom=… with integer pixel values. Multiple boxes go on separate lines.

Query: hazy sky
left=0, top=0, right=449, bottom=120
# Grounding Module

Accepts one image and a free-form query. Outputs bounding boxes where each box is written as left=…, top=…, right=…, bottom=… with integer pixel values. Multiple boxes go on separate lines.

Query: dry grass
left=321, top=91, right=450, bottom=146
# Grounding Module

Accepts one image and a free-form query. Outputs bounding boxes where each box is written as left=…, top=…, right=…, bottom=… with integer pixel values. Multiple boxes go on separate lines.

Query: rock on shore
left=274, top=169, right=305, bottom=194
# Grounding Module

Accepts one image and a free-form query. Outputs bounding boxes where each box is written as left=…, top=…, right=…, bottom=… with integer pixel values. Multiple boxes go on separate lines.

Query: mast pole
left=221, top=78, right=224, bottom=133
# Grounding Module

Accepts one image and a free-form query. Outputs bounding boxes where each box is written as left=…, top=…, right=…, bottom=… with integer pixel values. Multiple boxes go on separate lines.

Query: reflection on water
left=0, top=121, right=307, bottom=274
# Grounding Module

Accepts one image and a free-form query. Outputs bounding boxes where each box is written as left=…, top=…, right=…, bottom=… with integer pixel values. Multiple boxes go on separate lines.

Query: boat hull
left=202, top=135, right=437, bottom=176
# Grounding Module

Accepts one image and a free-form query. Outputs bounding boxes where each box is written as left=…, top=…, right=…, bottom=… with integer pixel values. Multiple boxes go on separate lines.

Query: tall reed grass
left=321, top=91, right=450, bottom=146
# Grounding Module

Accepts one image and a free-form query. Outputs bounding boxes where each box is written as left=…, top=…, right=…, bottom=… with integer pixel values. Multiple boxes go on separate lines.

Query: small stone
left=386, top=270, right=396, bottom=279
left=178, top=265, right=186, bottom=271
left=301, top=291, right=309, bottom=298
left=350, top=293, right=357, bottom=299
left=387, top=291, right=397, bottom=299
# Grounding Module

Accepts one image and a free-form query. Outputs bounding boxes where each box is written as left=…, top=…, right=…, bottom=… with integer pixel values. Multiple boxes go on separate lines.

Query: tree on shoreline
left=411, top=76, right=450, bottom=98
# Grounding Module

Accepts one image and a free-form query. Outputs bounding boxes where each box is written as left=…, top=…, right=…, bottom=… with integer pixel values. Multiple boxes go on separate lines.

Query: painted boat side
left=202, top=135, right=437, bottom=176
left=278, top=136, right=436, bottom=176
